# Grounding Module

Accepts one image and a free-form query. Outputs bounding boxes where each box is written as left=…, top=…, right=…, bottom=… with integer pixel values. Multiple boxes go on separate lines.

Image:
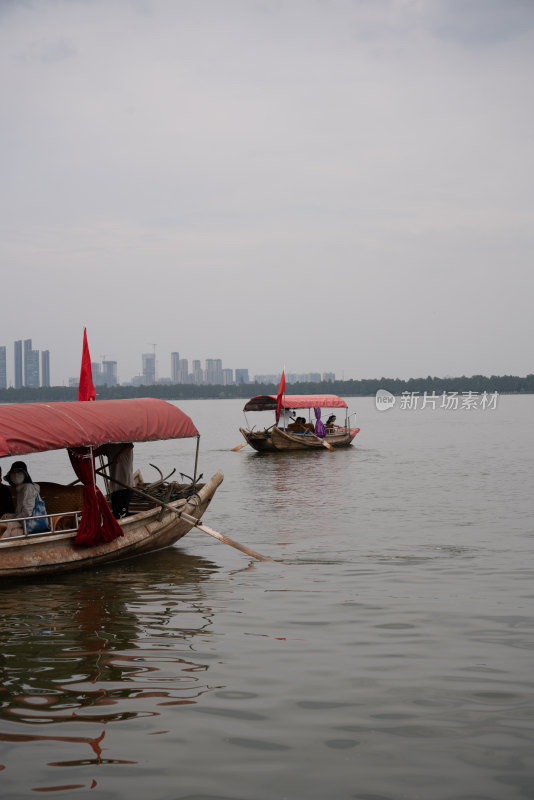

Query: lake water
left=1, top=395, right=533, bottom=799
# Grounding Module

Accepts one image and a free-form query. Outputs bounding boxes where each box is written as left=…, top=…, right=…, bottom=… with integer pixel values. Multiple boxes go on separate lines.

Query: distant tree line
left=1, top=373, right=533, bottom=404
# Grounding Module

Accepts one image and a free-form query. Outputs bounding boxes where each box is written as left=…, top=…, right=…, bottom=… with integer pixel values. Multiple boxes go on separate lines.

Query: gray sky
left=1, top=0, right=533, bottom=385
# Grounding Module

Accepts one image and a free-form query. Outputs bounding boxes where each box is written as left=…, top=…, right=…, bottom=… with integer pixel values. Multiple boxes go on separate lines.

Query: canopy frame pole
left=193, top=435, right=200, bottom=484
left=91, top=447, right=98, bottom=490
left=98, top=454, right=110, bottom=498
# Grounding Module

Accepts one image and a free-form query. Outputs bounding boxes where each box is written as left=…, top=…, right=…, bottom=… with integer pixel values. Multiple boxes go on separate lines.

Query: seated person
left=325, top=414, right=338, bottom=431
left=95, top=442, right=134, bottom=518
left=1, top=461, right=49, bottom=538
left=287, top=416, right=309, bottom=432
left=0, top=467, right=15, bottom=517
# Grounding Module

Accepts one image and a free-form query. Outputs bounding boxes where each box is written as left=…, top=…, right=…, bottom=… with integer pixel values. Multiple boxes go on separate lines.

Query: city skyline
left=1, top=337, right=345, bottom=388
left=74, top=352, right=252, bottom=388
left=4, top=333, right=533, bottom=390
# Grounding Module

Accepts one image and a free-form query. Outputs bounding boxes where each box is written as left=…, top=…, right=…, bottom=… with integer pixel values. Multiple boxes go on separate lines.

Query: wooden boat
left=239, top=394, right=360, bottom=453
left=0, top=399, right=223, bottom=579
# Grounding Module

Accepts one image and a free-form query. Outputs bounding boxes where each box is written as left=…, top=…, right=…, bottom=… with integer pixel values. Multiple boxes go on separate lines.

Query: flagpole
left=78, top=327, right=96, bottom=402
left=78, top=328, right=105, bottom=494
left=283, top=363, right=286, bottom=429
left=276, top=367, right=286, bottom=429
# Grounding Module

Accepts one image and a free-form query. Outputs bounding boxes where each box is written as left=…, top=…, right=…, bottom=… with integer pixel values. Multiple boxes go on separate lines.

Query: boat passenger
left=277, top=409, right=295, bottom=429
left=296, top=417, right=314, bottom=433
left=95, top=442, right=134, bottom=518
left=1, top=461, right=49, bottom=538
left=0, top=468, right=15, bottom=517
left=325, top=414, right=337, bottom=431
left=287, top=416, right=307, bottom=432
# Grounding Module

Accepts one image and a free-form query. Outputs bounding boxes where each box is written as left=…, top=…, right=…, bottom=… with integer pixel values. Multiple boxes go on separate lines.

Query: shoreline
left=1, top=374, right=532, bottom=403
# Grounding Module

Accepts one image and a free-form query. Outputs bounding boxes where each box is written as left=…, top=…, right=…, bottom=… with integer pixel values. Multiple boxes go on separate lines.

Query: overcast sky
left=1, top=0, right=533, bottom=385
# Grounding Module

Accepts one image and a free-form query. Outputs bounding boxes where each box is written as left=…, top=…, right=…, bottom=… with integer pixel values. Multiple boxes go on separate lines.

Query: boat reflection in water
left=0, top=549, right=219, bottom=792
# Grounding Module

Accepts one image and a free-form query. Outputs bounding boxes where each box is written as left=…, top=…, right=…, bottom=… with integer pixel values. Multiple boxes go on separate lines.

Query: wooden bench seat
left=38, top=483, right=84, bottom=531
left=37, top=483, right=84, bottom=514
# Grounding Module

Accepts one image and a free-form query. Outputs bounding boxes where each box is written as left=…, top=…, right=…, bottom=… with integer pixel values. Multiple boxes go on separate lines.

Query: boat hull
left=240, top=427, right=360, bottom=452
left=239, top=427, right=278, bottom=452
left=0, top=471, right=223, bottom=579
left=271, top=427, right=359, bottom=450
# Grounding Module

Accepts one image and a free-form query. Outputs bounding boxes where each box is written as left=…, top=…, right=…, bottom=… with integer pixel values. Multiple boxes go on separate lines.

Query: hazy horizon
left=1, top=336, right=532, bottom=392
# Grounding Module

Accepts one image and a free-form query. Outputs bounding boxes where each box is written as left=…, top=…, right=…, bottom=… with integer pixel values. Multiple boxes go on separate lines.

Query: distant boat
left=0, top=398, right=223, bottom=579
left=238, top=394, right=360, bottom=453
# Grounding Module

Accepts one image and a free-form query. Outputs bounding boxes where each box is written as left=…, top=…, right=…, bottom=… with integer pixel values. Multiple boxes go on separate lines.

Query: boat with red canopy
left=0, top=398, right=223, bottom=579
left=238, top=394, right=360, bottom=452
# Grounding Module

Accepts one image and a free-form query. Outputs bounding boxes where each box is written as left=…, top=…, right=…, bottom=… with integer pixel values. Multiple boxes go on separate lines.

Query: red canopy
left=244, top=394, right=348, bottom=412
left=0, top=398, right=199, bottom=457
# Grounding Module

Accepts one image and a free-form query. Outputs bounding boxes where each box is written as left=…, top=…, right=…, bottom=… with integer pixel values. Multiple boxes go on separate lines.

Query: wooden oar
left=95, top=469, right=274, bottom=563
left=232, top=442, right=248, bottom=451
left=291, top=430, right=334, bottom=452
left=315, top=435, right=334, bottom=452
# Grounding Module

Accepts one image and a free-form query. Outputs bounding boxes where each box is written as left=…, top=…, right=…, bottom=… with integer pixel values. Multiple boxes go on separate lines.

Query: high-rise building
left=222, top=369, right=234, bottom=386
left=205, top=359, right=223, bottom=385
left=142, top=353, right=156, bottom=385
left=91, top=362, right=104, bottom=386
left=102, top=361, right=118, bottom=386
left=171, top=352, right=180, bottom=384
left=0, top=346, right=6, bottom=389
left=235, top=369, right=249, bottom=385
left=204, top=359, right=216, bottom=385
left=24, top=339, right=40, bottom=387
left=41, top=350, right=50, bottom=387
left=322, top=372, right=335, bottom=382
left=192, top=360, right=203, bottom=385
left=14, top=340, right=23, bottom=388
left=23, top=339, right=31, bottom=384
left=178, top=359, right=189, bottom=383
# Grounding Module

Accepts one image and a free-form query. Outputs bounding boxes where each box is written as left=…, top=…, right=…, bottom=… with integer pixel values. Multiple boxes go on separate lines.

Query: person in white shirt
left=277, top=409, right=296, bottom=429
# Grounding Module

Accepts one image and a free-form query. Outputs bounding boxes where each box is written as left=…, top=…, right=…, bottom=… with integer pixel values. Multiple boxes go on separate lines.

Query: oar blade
left=96, top=466, right=273, bottom=563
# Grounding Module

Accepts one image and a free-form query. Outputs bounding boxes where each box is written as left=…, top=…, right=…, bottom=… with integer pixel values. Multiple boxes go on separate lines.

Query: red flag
left=276, top=370, right=286, bottom=423
left=78, top=328, right=96, bottom=401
